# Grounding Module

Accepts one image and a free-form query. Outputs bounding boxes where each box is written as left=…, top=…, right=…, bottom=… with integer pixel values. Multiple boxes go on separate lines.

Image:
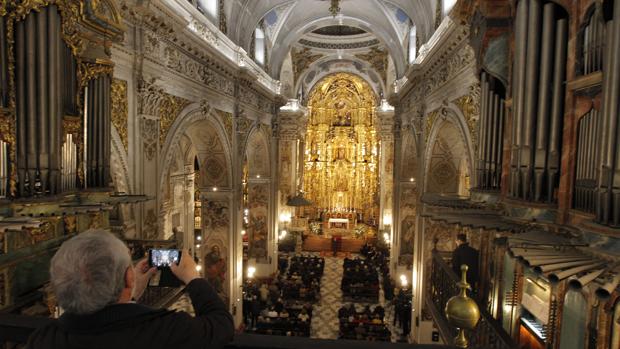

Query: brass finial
left=445, top=264, right=481, bottom=348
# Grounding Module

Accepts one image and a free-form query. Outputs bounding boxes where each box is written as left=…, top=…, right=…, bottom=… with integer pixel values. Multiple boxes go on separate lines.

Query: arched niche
left=425, top=112, right=473, bottom=196
left=559, top=290, right=587, bottom=349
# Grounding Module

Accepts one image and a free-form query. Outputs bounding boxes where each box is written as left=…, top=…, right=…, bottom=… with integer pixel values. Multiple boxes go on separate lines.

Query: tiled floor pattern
left=309, top=255, right=404, bottom=342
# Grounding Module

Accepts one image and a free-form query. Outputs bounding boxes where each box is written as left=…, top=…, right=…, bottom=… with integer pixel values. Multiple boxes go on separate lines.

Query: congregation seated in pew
left=341, top=257, right=379, bottom=302
left=337, top=304, right=391, bottom=341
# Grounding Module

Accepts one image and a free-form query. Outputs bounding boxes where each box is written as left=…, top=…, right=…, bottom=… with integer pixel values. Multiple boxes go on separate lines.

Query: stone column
left=378, top=108, right=395, bottom=273
left=136, top=78, right=164, bottom=239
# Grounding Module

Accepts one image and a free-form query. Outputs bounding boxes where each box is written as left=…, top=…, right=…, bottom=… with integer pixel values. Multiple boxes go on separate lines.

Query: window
left=442, top=0, right=457, bottom=17
left=408, top=25, right=417, bottom=63
left=197, top=0, right=218, bottom=23
left=254, top=27, right=266, bottom=66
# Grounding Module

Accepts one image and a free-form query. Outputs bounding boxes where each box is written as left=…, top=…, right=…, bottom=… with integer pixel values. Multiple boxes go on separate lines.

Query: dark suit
left=452, top=243, right=479, bottom=285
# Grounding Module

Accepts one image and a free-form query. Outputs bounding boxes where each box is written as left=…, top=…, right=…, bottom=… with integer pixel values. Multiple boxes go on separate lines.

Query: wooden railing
left=427, top=250, right=517, bottom=349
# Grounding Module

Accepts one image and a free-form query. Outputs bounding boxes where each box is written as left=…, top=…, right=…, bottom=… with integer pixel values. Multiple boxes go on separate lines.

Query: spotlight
left=196, top=265, right=202, bottom=272
left=212, top=187, right=218, bottom=191
left=247, top=266, right=256, bottom=278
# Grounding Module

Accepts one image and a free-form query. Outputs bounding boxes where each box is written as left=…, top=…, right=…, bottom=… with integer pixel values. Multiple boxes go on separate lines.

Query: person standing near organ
left=451, top=233, right=479, bottom=287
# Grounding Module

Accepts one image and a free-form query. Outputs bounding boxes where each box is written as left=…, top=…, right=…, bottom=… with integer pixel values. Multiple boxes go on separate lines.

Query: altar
left=328, top=218, right=350, bottom=229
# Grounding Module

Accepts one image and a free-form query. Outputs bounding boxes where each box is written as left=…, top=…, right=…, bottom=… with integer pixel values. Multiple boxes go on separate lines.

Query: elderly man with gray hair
left=27, top=229, right=234, bottom=349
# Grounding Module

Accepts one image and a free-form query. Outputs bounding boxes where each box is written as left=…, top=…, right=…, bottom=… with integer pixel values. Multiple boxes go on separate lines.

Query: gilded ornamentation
left=111, top=79, right=128, bottom=151
left=141, top=118, right=158, bottom=161
left=88, top=212, right=103, bottom=229
left=78, top=61, right=113, bottom=87
left=355, top=46, right=388, bottom=83
left=454, top=83, right=481, bottom=153
left=291, top=47, right=323, bottom=82
left=63, top=215, right=77, bottom=234
left=63, top=116, right=84, bottom=186
left=158, top=92, right=191, bottom=148
left=303, top=73, right=379, bottom=214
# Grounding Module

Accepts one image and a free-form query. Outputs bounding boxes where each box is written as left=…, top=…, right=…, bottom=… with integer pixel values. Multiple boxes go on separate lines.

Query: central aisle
left=310, top=256, right=343, bottom=339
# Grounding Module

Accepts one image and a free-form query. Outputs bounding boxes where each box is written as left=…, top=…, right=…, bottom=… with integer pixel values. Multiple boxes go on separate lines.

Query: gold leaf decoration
left=159, top=93, right=191, bottom=148
left=111, top=79, right=128, bottom=151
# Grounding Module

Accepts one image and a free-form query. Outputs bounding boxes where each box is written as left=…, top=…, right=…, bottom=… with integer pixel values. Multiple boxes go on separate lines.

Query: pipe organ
left=596, top=1, right=620, bottom=227
left=574, top=109, right=601, bottom=214
left=579, top=5, right=605, bottom=76
left=477, top=72, right=505, bottom=190
left=509, top=0, right=568, bottom=203
left=302, top=74, right=379, bottom=220
left=0, top=0, right=121, bottom=198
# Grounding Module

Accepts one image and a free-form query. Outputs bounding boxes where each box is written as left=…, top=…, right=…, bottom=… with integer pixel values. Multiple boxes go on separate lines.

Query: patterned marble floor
left=310, top=256, right=343, bottom=339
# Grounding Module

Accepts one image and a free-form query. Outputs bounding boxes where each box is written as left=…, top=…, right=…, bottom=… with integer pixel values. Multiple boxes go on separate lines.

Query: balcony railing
left=0, top=314, right=459, bottom=349
left=427, top=250, right=517, bottom=349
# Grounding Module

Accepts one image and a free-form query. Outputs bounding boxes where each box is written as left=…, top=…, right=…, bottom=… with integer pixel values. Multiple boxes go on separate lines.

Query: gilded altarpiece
left=303, top=73, right=379, bottom=219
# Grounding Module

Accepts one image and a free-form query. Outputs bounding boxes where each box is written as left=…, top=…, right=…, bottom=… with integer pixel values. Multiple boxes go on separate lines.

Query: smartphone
left=148, top=249, right=181, bottom=269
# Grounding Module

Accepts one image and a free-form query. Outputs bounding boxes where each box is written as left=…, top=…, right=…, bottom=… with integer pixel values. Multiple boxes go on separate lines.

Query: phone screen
left=149, top=249, right=181, bottom=268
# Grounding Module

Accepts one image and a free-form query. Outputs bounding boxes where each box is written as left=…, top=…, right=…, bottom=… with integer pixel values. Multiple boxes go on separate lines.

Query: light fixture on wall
left=329, top=0, right=341, bottom=17
left=247, top=266, right=256, bottom=278
left=400, top=274, right=408, bottom=287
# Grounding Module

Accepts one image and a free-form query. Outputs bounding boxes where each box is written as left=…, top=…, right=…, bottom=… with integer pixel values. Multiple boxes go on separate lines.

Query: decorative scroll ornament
left=111, top=79, right=128, bottom=151
left=454, top=82, right=481, bottom=153
left=78, top=61, right=114, bottom=87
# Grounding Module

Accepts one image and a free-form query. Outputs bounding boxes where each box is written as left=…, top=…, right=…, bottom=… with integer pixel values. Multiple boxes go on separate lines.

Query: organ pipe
left=522, top=0, right=542, bottom=199
left=512, top=0, right=529, bottom=197
left=533, top=3, right=555, bottom=201
left=478, top=72, right=488, bottom=188
left=16, top=19, right=26, bottom=196
left=547, top=17, right=567, bottom=202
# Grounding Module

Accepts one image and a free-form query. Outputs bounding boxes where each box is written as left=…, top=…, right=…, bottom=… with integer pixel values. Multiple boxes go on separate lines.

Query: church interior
left=1, top=0, right=620, bottom=348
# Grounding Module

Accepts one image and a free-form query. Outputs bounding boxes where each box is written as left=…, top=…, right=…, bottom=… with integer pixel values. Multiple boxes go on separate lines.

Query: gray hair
left=50, top=229, right=131, bottom=315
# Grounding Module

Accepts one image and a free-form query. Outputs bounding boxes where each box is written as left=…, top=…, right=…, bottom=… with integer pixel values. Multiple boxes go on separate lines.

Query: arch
left=559, top=290, right=587, bottom=349
left=159, top=103, right=233, bottom=195
left=294, top=54, right=387, bottom=103
left=269, top=15, right=406, bottom=79
left=244, top=125, right=272, bottom=179
left=424, top=103, right=475, bottom=195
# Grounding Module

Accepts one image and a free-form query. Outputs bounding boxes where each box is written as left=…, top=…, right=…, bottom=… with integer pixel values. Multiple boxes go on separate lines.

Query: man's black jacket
left=27, top=278, right=234, bottom=349
left=451, top=243, right=479, bottom=285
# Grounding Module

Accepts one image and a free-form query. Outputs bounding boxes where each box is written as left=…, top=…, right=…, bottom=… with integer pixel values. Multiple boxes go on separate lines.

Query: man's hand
left=132, top=258, right=157, bottom=301
left=170, top=249, right=201, bottom=285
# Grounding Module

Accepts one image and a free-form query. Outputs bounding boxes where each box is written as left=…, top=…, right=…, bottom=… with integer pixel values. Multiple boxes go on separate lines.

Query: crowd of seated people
left=341, top=257, right=379, bottom=302
left=338, top=304, right=391, bottom=341
left=281, top=254, right=324, bottom=302
left=243, top=281, right=314, bottom=337
left=360, top=243, right=394, bottom=300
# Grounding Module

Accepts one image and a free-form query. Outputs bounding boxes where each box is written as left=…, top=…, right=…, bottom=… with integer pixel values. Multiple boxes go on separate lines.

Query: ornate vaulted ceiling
left=225, top=0, right=437, bottom=86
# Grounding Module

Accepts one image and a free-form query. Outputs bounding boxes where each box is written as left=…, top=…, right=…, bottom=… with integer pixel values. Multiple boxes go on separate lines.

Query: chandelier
left=329, top=0, right=341, bottom=17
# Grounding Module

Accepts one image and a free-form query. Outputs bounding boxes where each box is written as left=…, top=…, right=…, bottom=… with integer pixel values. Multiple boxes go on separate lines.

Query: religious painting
left=202, top=199, right=230, bottom=302
left=399, top=184, right=417, bottom=266
left=248, top=183, right=269, bottom=262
